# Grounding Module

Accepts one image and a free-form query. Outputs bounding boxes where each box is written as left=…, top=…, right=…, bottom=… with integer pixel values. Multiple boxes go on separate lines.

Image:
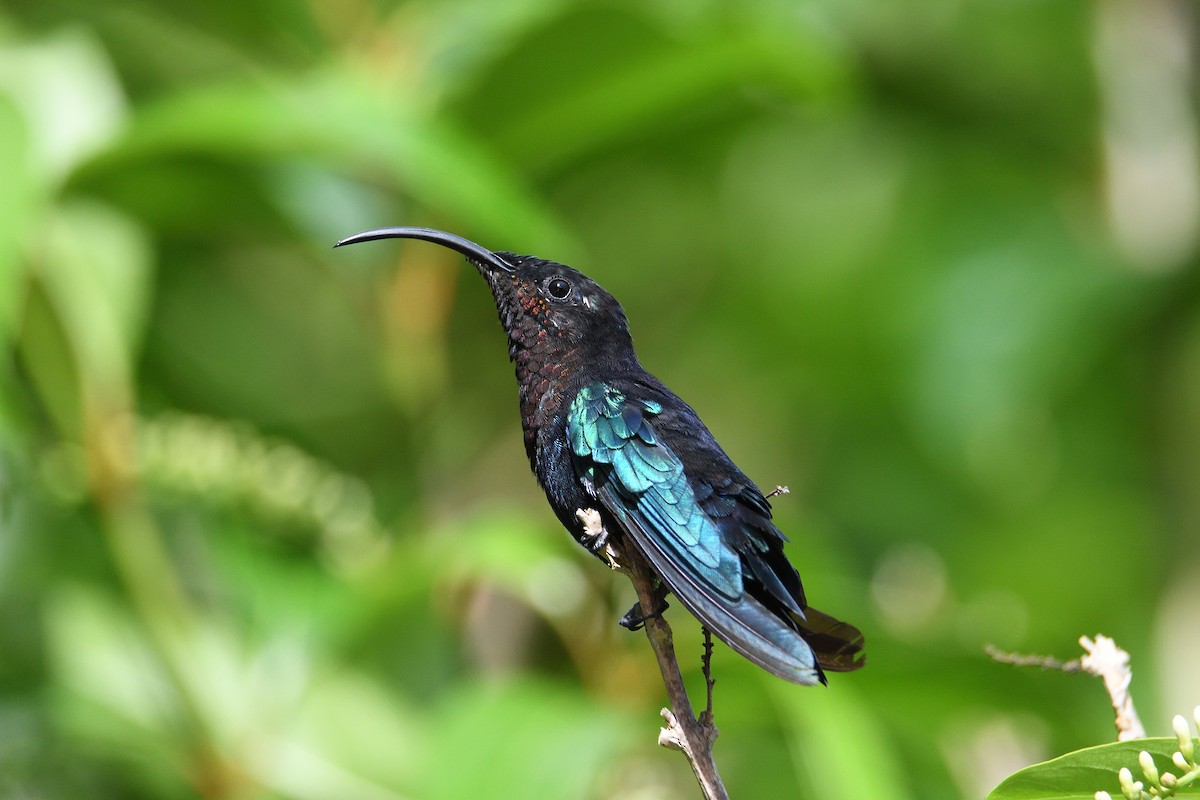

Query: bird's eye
left=545, top=277, right=573, bottom=300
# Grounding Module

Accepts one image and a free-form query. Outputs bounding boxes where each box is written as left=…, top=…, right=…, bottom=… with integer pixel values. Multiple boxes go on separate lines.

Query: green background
left=1, top=1, right=1197, bottom=798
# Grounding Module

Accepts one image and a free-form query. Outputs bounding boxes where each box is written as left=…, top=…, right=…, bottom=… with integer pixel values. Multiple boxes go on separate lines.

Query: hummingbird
left=335, top=227, right=864, bottom=685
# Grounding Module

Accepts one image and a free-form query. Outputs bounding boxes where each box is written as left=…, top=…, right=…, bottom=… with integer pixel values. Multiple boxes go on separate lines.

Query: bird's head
left=336, top=227, right=635, bottom=366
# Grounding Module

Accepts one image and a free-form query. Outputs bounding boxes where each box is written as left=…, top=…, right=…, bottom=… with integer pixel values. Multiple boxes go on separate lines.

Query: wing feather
left=567, top=381, right=867, bottom=685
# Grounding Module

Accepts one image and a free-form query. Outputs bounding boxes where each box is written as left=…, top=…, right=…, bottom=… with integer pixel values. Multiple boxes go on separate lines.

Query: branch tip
left=986, top=635, right=1144, bottom=741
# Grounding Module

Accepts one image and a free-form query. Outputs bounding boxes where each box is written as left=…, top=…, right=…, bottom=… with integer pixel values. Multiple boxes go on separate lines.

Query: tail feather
left=678, top=583, right=828, bottom=686
left=794, top=606, right=866, bottom=673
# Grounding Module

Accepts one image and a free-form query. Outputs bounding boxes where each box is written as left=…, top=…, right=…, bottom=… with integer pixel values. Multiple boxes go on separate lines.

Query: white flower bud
left=1138, top=751, right=1159, bottom=787
left=1176, top=714, right=1196, bottom=762
left=1119, top=766, right=1135, bottom=792
left=1161, top=771, right=1177, bottom=789
left=1174, top=751, right=1189, bottom=771
left=1095, top=792, right=1113, bottom=800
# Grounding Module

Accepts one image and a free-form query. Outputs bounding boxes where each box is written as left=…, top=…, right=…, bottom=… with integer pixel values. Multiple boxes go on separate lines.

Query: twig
left=578, top=508, right=729, bottom=800
left=986, top=634, right=1146, bottom=741
left=1079, top=634, right=1145, bottom=740
left=700, top=626, right=715, bottom=728
left=984, top=645, right=1082, bottom=672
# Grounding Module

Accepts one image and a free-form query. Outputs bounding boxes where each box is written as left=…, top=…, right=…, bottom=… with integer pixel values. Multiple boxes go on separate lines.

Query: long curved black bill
left=334, top=226, right=514, bottom=273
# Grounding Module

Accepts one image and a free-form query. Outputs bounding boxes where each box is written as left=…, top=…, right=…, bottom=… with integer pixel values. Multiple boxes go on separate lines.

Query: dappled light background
left=2, top=1, right=1198, bottom=798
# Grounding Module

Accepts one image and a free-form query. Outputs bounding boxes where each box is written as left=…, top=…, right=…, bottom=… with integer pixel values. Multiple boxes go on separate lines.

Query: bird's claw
left=619, top=596, right=670, bottom=631
left=575, top=508, right=605, bottom=545
left=586, top=528, right=610, bottom=552
left=576, top=508, right=622, bottom=568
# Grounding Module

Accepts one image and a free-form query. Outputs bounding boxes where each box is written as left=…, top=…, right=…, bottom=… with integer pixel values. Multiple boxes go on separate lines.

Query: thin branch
left=986, top=634, right=1146, bottom=741
left=1079, top=634, right=1145, bottom=740
left=700, top=626, right=716, bottom=728
left=578, top=508, right=729, bottom=800
left=984, top=645, right=1082, bottom=672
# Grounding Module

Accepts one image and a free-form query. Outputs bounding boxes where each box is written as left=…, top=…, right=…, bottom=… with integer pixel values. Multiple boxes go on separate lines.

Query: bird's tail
left=677, top=588, right=831, bottom=685
left=792, top=606, right=866, bottom=673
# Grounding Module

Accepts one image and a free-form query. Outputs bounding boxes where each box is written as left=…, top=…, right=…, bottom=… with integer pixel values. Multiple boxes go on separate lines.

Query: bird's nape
left=334, top=226, right=515, bottom=274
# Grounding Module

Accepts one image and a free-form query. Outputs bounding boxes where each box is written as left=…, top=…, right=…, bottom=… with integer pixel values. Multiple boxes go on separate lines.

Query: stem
left=624, top=546, right=729, bottom=800
left=575, top=506, right=729, bottom=799
left=85, top=401, right=230, bottom=793
left=701, top=626, right=715, bottom=728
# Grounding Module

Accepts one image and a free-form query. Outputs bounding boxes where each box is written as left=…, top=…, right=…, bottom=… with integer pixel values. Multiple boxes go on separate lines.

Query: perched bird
left=336, top=227, right=864, bottom=685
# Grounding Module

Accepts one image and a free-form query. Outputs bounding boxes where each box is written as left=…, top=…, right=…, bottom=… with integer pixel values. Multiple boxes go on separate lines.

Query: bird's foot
left=619, top=590, right=670, bottom=631
left=576, top=508, right=622, bottom=569
left=587, top=527, right=610, bottom=552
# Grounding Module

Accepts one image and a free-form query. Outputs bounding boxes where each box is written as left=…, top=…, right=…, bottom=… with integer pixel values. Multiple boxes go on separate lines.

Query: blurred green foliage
left=1, top=1, right=1198, bottom=798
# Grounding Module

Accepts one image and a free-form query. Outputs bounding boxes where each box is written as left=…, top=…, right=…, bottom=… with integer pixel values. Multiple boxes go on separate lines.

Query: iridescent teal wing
left=567, top=380, right=829, bottom=685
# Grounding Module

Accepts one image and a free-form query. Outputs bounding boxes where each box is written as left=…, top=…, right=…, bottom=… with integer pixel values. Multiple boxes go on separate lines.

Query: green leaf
left=456, top=10, right=849, bottom=172
left=14, top=197, right=152, bottom=452
left=986, top=739, right=1198, bottom=800
left=88, top=69, right=571, bottom=252
left=0, top=28, right=127, bottom=366
left=0, top=28, right=126, bottom=183
left=0, top=95, right=34, bottom=347
left=38, top=200, right=153, bottom=397
left=45, top=583, right=195, bottom=800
